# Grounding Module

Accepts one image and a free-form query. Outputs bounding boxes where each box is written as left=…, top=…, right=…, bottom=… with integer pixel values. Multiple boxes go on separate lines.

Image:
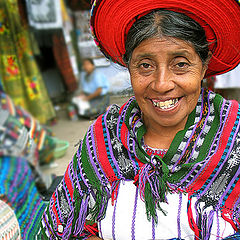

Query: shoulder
left=92, top=70, right=106, bottom=80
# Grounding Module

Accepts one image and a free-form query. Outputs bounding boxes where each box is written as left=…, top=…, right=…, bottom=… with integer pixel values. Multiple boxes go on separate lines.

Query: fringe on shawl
left=187, top=194, right=240, bottom=240
left=138, top=155, right=170, bottom=224
left=187, top=195, right=218, bottom=239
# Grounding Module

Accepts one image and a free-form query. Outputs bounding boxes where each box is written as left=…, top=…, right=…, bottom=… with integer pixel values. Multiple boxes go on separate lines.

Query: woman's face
left=129, top=37, right=207, bottom=132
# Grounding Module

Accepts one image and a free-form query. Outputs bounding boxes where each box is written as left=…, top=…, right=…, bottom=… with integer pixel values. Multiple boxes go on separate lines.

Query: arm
left=39, top=154, right=101, bottom=239
left=39, top=132, right=111, bottom=239
left=84, top=87, right=102, bottom=101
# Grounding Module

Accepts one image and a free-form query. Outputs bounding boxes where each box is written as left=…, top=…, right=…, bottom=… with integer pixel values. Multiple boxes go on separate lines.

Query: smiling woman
left=129, top=37, right=207, bottom=149
left=39, top=0, right=240, bottom=239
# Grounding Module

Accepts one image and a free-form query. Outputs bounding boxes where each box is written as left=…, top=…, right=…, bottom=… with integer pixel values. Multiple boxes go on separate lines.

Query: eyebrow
left=132, top=53, right=155, bottom=60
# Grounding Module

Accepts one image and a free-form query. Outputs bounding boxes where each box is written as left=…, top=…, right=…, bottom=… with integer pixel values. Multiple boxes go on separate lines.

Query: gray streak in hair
left=123, top=10, right=210, bottom=66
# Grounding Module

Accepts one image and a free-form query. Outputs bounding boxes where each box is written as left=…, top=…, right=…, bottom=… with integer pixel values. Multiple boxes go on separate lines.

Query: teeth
left=153, top=98, right=179, bottom=109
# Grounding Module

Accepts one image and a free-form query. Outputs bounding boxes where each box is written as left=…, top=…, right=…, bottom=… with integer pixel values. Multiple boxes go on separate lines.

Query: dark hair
left=123, top=9, right=210, bottom=66
left=82, top=58, right=94, bottom=66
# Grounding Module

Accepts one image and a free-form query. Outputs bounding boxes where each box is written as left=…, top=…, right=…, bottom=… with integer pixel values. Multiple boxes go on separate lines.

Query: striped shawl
left=41, top=88, right=240, bottom=239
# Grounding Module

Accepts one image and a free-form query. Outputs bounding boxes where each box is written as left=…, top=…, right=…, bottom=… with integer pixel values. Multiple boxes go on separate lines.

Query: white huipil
left=99, top=181, right=234, bottom=240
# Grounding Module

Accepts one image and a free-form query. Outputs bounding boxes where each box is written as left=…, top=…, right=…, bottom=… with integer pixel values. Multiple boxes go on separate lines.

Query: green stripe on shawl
left=80, top=135, right=109, bottom=220
left=168, top=93, right=223, bottom=183
left=81, top=136, right=100, bottom=186
left=163, top=107, right=196, bottom=165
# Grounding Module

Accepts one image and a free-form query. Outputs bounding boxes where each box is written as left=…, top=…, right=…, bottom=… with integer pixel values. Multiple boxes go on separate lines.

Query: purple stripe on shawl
left=219, top=154, right=240, bottom=205
left=49, top=194, right=57, bottom=227
left=53, top=187, right=64, bottom=223
left=98, top=221, right=103, bottom=239
left=197, top=104, right=240, bottom=197
left=184, top=91, right=212, bottom=165
left=74, top=143, right=86, bottom=193
left=10, top=159, right=22, bottom=193
left=73, top=195, right=89, bottom=235
left=178, top=98, right=229, bottom=187
left=63, top=208, right=74, bottom=237
left=76, top=149, right=91, bottom=190
left=129, top=116, right=141, bottom=173
left=42, top=212, right=52, bottom=237
left=116, top=97, right=133, bottom=141
left=173, top=88, right=205, bottom=169
left=86, top=124, right=108, bottom=184
left=11, top=161, right=28, bottom=202
left=97, top=188, right=110, bottom=220
left=127, top=144, right=138, bottom=175
left=233, top=196, right=240, bottom=217
left=103, top=112, right=123, bottom=179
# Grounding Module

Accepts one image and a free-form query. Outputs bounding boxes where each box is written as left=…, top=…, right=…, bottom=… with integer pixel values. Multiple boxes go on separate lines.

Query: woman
left=40, top=0, right=240, bottom=239
left=71, top=58, right=110, bottom=119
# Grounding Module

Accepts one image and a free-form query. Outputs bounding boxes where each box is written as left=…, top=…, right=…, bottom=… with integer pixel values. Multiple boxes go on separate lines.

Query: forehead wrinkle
left=132, top=49, right=193, bottom=62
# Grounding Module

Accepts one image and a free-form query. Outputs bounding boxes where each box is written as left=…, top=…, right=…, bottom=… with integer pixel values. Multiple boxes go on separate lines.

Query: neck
left=143, top=121, right=186, bottom=149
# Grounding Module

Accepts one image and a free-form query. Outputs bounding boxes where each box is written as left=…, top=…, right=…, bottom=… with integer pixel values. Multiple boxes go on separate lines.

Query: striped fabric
left=0, top=91, right=56, bottom=166
left=40, top=88, right=240, bottom=239
left=0, top=200, right=20, bottom=240
left=0, top=156, right=47, bottom=239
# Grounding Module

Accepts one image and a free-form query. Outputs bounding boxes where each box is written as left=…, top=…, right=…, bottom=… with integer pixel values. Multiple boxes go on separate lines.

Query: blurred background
left=0, top=1, right=240, bottom=238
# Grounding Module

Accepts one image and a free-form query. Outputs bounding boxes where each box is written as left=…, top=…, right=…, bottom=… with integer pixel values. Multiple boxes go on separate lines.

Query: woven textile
left=0, top=91, right=56, bottom=166
left=0, top=0, right=56, bottom=124
left=0, top=200, right=20, bottom=240
left=40, top=88, right=240, bottom=239
left=0, top=156, right=47, bottom=239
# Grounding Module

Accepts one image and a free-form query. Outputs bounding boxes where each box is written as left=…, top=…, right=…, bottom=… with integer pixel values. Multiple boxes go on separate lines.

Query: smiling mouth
left=151, top=98, right=180, bottom=110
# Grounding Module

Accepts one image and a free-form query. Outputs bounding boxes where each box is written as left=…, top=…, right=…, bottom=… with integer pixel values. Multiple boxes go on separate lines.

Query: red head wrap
left=90, top=0, right=240, bottom=77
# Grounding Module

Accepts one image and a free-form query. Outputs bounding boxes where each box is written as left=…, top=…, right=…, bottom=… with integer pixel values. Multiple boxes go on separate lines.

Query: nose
left=150, top=67, right=175, bottom=93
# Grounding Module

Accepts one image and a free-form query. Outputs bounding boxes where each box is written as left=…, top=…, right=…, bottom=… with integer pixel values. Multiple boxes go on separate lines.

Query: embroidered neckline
left=143, top=144, right=168, bottom=158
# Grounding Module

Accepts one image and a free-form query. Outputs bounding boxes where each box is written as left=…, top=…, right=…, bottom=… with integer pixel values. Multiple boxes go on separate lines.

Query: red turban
left=90, top=0, right=240, bottom=77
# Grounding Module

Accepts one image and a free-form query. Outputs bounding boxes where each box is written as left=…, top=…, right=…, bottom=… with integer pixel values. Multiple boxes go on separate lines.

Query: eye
left=176, top=62, right=189, bottom=68
left=171, top=59, right=191, bottom=74
left=140, top=63, right=151, bottom=69
left=136, top=61, right=155, bottom=75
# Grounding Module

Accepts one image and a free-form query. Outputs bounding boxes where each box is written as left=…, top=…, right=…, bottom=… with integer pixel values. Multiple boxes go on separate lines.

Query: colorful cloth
left=0, top=0, right=56, bottom=124
left=0, top=200, right=21, bottom=240
left=40, top=88, right=240, bottom=239
left=0, top=156, right=47, bottom=239
left=0, top=91, right=56, bottom=166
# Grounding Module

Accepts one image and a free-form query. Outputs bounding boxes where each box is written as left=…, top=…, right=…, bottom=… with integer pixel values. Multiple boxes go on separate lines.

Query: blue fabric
left=223, top=232, right=240, bottom=239
left=80, top=69, right=109, bottom=95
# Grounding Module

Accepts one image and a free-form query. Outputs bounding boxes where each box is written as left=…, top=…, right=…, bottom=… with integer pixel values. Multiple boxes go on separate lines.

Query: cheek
left=130, top=72, right=146, bottom=93
left=181, top=72, right=202, bottom=93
